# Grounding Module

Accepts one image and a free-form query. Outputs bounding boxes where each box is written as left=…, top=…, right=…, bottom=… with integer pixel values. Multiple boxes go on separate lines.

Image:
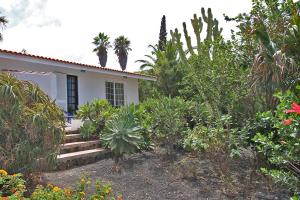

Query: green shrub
left=76, top=99, right=115, bottom=139
left=252, top=90, right=300, bottom=195
left=144, top=97, right=189, bottom=155
left=184, top=115, right=236, bottom=154
left=101, top=105, right=144, bottom=164
left=0, top=73, right=64, bottom=174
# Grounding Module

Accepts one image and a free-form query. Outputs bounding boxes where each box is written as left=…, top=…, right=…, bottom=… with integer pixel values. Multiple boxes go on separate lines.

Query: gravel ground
left=42, top=151, right=290, bottom=200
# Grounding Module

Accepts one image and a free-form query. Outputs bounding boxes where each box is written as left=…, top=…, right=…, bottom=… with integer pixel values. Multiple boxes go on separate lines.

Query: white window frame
left=105, top=81, right=126, bottom=106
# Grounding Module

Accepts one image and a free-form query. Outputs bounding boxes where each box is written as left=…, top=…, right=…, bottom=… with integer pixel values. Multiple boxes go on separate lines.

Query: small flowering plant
left=31, top=175, right=122, bottom=200
left=253, top=90, right=300, bottom=194
left=0, top=169, right=27, bottom=198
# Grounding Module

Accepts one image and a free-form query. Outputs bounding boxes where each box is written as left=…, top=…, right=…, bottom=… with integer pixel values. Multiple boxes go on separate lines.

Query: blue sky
left=0, top=0, right=252, bottom=72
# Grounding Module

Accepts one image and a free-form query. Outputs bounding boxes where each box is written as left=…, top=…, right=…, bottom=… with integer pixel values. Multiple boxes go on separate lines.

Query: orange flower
left=283, top=119, right=293, bottom=125
left=286, top=102, right=300, bottom=114
left=117, top=195, right=123, bottom=200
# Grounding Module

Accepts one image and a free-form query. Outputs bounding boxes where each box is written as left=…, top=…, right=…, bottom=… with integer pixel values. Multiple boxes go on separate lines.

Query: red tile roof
left=0, top=49, right=155, bottom=80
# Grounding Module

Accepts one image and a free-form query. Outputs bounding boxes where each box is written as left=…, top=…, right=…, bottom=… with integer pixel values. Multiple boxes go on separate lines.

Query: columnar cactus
left=170, top=29, right=188, bottom=65
left=171, top=7, right=223, bottom=61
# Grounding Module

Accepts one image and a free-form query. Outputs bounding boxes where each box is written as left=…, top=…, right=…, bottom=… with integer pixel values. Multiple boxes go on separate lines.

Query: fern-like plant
left=101, top=105, right=143, bottom=164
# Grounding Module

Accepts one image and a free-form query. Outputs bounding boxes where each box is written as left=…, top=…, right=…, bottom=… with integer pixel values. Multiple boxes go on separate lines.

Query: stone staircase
left=57, top=129, right=111, bottom=170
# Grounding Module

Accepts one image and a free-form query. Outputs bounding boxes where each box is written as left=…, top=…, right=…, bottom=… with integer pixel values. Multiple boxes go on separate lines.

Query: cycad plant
left=114, top=36, right=132, bottom=71
left=93, top=32, right=111, bottom=67
left=0, top=73, right=64, bottom=174
left=101, top=105, right=143, bottom=164
left=76, top=99, right=115, bottom=139
left=0, top=13, right=8, bottom=41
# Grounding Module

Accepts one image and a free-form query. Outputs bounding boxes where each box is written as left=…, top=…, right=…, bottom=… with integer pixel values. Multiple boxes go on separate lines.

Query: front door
left=67, top=75, right=78, bottom=116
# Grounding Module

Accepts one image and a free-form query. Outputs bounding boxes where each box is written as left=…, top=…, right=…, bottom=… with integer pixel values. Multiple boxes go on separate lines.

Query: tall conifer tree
left=158, top=15, right=167, bottom=51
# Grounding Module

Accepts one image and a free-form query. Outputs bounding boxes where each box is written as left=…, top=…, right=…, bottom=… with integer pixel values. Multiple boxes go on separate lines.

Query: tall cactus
left=171, top=7, right=223, bottom=61
left=201, top=8, right=214, bottom=42
left=183, top=22, right=195, bottom=55
left=190, top=14, right=203, bottom=54
left=170, top=29, right=188, bottom=65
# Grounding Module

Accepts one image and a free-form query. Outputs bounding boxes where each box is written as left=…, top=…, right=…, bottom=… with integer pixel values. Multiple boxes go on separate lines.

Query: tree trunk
left=97, top=51, right=108, bottom=67
left=118, top=52, right=128, bottom=71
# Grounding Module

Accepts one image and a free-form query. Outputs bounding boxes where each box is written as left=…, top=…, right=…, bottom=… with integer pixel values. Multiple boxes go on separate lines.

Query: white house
left=0, top=49, right=155, bottom=115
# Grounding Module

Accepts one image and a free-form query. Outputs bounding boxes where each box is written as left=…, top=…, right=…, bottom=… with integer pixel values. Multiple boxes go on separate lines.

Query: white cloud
left=0, top=0, right=252, bottom=72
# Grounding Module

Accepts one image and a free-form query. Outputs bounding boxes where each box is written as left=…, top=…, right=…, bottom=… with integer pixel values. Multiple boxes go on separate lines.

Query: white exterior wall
left=0, top=56, right=140, bottom=112
left=12, top=71, right=57, bottom=100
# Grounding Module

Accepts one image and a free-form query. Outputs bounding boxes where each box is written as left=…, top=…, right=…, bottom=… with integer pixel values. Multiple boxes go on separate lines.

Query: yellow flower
left=0, top=169, right=8, bottom=176
left=105, top=188, right=112, bottom=194
left=79, top=191, right=85, bottom=196
left=12, top=174, right=17, bottom=177
left=53, top=186, right=61, bottom=192
left=47, top=183, right=54, bottom=189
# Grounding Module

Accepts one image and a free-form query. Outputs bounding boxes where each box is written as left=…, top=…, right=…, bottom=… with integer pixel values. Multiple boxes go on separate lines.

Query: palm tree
left=136, top=40, right=182, bottom=97
left=0, top=14, right=8, bottom=41
left=114, top=36, right=132, bottom=71
left=93, top=32, right=111, bottom=67
left=251, top=21, right=299, bottom=110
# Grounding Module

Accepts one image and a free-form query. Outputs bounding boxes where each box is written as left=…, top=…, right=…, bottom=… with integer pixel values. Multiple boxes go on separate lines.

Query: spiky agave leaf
left=101, top=105, right=143, bottom=160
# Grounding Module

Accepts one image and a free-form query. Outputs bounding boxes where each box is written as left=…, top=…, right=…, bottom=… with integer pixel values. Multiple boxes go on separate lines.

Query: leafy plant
left=252, top=89, right=300, bottom=195
left=114, top=36, right=132, bottom=71
left=93, top=32, right=111, bottom=67
left=76, top=99, right=115, bottom=139
left=0, top=73, right=64, bottom=174
left=101, top=105, right=143, bottom=164
left=184, top=115, right=236, bottom=154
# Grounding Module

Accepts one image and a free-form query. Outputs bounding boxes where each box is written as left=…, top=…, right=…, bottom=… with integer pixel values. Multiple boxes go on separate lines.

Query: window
left=67, top=75, right=78, bottom=115
left=105, top=81, right=125, bottom=107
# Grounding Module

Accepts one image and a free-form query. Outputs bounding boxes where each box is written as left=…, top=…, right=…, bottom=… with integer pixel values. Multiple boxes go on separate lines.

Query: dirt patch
left=42, top=151, right=289, bottom=200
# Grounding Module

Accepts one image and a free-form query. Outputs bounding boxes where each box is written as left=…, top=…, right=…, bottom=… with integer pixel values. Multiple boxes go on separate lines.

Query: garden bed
left=42, top=150, right=289, bottom=200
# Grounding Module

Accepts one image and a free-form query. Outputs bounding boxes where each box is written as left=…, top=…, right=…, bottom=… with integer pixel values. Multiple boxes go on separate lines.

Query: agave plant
left=93, top=32, right=111, bottom=67
left=0, top=13, right=8, bottom=41
left=114, top=36, right=132, bottom=71
left=101, top=105, right=143, bottom=164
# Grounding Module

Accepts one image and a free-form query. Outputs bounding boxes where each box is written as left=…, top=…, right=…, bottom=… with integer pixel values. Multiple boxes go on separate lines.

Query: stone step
left=64, top=134, right=81, bottom=143
left=60, top=140, right=100, bottom=154
left=65, top=129, right=80, bottom=135
left=57, top=148, right=111, bottom=170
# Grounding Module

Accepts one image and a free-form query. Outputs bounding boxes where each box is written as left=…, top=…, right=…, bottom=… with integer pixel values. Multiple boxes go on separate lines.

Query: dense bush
left=142, top=97, right=190, bottom=155
left=0, top=73, right=64, bottom=174
left=184, top=115, right=236, bottom=154
left=76, top=99, right=115, bottom=139
left=101, top=105, right=144, bottom=164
